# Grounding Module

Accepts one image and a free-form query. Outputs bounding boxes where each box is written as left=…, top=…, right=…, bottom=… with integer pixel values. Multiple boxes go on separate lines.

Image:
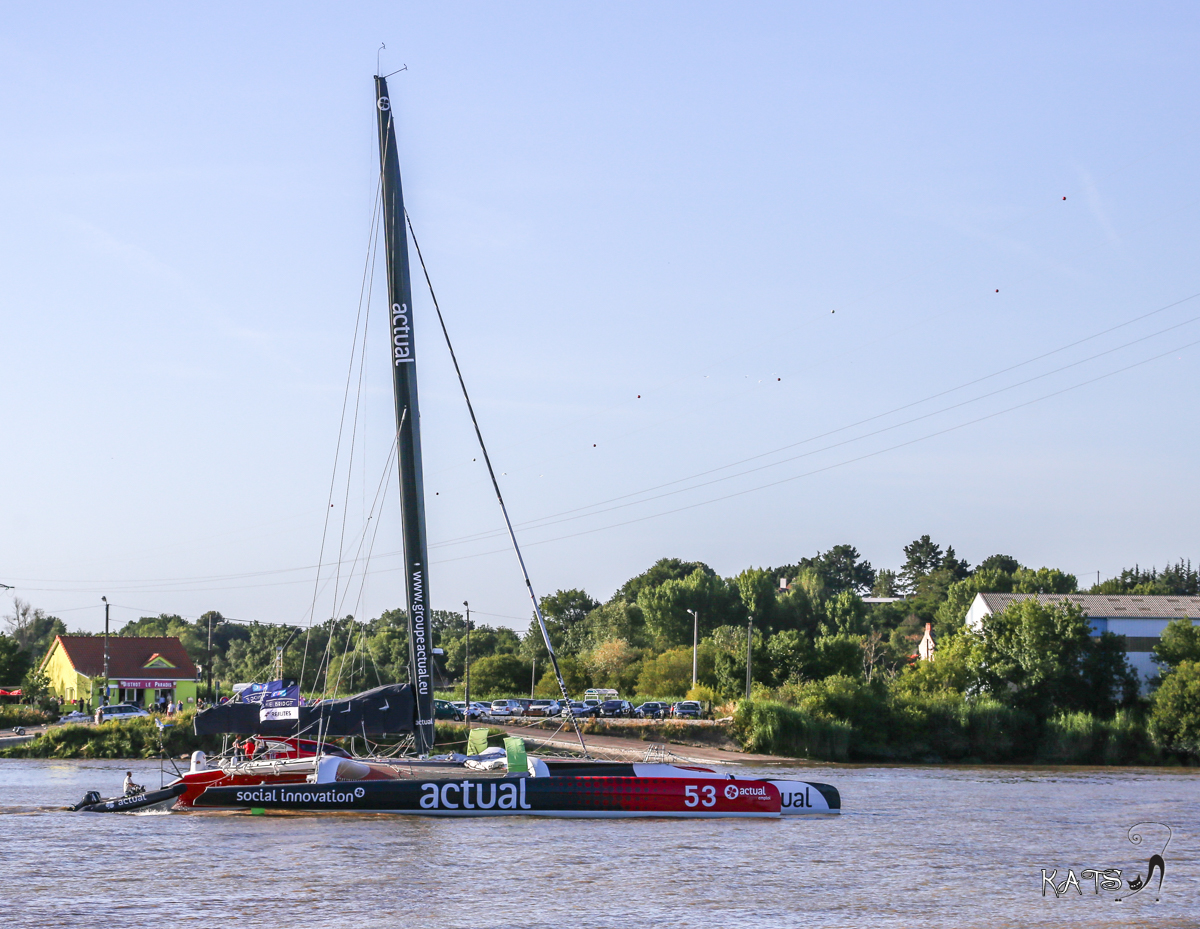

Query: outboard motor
left=71, top=791, right=102, bottom=811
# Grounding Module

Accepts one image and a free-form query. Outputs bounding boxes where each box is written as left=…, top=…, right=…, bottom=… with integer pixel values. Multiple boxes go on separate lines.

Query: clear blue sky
left=2, top=3, right=1198, bottom=634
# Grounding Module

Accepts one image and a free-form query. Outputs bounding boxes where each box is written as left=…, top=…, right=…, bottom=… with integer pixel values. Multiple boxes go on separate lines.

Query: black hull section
left=195, top=775, right=782, bottom=818
left=70, top=783, right=186, bottom=813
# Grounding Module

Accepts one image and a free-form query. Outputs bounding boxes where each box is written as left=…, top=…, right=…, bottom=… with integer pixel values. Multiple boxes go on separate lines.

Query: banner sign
left=257, top=680, right=300, bottom=723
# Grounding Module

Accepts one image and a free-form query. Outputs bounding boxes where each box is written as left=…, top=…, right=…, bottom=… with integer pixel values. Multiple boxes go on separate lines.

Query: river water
left=0, top=758, right=1194, bottom=928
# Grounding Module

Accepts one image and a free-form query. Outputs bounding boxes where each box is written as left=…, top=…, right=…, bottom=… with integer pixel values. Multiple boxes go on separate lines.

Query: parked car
left=97, top=704, right=150, bottom=722
left=562, top=701, right=602, bottom=718
left=489, top=699, right=526, bottom=717
left=452, top=701, right=486, bottom=720
left=599, top=700, right=634, bottom=718
left=470, top=701, right=492, bottom=718
left=670, top=701, right=702, bottom=719
left=435, top=699, right=464, bottom=721
left=583, top=688, right=619, bottom=703
left=525, top=699, right=561, bottom=717
left=634, top=702, right=666, bottom=719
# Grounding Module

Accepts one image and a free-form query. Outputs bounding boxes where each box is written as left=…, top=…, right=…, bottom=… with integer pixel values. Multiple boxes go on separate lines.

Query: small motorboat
left=69, top=783, right=186, bottom=813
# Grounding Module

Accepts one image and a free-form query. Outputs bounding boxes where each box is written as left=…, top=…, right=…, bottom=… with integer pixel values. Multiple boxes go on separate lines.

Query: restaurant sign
left=118, top=680, right=181, bottom=689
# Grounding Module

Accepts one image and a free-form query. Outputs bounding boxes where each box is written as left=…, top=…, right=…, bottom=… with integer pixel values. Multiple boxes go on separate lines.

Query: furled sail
left=193, top=683, right=415, bottom=737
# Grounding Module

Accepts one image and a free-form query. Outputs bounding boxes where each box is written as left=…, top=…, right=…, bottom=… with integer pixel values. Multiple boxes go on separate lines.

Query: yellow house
left=41, top=635, right=199, bottom=710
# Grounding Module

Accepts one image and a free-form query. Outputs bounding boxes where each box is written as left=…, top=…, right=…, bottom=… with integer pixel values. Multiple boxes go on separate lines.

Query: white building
left=965, top=593, right=1200, bottom=686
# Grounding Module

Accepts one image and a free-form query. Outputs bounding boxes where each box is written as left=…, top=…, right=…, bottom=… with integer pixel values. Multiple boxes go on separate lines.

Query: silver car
left=97, top=704, right=150, bottom=722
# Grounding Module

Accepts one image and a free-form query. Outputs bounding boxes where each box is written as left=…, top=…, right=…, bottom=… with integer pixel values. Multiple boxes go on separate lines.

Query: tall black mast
left=374, top=75, right=435, bottom=754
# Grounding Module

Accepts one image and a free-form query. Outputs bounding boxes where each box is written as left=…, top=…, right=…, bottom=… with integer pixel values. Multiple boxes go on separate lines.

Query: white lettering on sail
left=392, top=303, right=414, bottom=364
left=412, top=568, right=429, bottom=696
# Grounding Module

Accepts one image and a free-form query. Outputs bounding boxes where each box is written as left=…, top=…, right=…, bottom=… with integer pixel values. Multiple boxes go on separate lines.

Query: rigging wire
left=405, top=210, right=590, bottom=757
left=430, top=305, right=1200, bottom=540
left=299, top=169, right=384, bottom=694
left=427, top=330, right=1200, bottom=563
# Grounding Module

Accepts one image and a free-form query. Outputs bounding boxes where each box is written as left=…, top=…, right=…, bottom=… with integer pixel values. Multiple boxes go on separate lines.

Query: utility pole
left=462, top=601, right=470, bottom=719
left=687, top=609, right=699, bottom=690
left=531, top=657, right=537, bottom=699
left=745, top=616, right=753, bottom=701
left=206, top=614, right=215, bottom=703
left=101, top=596, right=110, bottom=706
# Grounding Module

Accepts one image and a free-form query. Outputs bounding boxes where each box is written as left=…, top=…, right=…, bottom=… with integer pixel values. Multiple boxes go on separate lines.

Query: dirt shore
left=498, top=721, right=810, bottom=767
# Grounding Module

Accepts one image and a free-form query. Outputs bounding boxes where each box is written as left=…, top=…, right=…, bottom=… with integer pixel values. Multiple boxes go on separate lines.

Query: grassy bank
left=732, top=697, right=1179, bottom=765
left=1, top=712, right=217, bottom=759
left=0, top=714, right=508, bottom=760
left=0, top=706, right=56, bottom=728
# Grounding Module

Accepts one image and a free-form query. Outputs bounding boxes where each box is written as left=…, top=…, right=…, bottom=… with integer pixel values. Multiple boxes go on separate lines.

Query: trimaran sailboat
left=72, top=74, right=839, bottom=818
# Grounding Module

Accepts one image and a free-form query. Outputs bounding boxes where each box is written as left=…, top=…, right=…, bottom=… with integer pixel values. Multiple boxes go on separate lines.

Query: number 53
left=684, top=785, right=716, bottom=807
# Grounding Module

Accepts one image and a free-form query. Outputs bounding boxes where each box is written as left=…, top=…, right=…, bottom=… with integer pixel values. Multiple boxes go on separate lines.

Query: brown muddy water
left=0, top=758, right=1195, bottom=928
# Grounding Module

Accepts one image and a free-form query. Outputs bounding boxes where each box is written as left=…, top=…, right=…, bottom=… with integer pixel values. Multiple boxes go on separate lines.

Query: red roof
left=47, top=636, right=198, bottom=680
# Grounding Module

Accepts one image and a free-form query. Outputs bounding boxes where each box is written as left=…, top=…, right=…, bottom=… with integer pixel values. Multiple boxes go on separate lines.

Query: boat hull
left=71, top=783, right=186, bottom=813
left=195, top=775, right=782, bottom=818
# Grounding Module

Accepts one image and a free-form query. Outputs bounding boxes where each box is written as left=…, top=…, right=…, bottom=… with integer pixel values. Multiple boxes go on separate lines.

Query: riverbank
left=0, top=715, right=509, bottom=760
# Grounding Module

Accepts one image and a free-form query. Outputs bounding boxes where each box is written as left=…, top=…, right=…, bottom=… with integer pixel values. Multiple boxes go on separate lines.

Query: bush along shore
left=732, top=689, right=1181, bottom=765
left=0, top=713, right=508, bottom=761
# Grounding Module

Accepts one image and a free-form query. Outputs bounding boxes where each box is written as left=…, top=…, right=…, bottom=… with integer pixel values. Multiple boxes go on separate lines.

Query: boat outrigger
left=71, top=73, right=839, bottom=819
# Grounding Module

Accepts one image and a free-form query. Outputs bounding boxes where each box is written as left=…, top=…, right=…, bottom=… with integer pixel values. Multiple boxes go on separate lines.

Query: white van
left=583, top=688, right=619, bottom=702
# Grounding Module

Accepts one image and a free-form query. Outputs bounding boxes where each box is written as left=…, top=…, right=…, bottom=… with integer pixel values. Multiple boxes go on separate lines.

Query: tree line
left=3, top=542, right=1198, bottom=759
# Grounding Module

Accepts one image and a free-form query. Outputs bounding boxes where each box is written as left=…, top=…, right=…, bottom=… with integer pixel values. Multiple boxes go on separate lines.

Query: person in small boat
left=122, top=772, right=144, bottom=796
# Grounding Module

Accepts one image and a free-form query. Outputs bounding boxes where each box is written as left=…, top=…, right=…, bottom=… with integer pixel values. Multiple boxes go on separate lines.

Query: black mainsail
left=375, top=75, right=435, bottom=753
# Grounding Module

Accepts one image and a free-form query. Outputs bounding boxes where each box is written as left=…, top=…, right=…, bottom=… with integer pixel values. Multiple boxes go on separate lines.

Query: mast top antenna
left=376, top=44, right=408, bottom=79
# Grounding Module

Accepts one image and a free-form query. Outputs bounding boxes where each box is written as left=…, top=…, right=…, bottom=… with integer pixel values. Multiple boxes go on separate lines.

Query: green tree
left=20, top=666, right=54, bottom=710
left=0, top=633, right=32, bottom=686
left=469, top=654, right=533, bottom=697
left=900, top=535, right=944, bottom=592
left=638, top=569, right=739, bottom=647
left=1091, top=560, right=1199, bottom=596
left=1152, top=618, right=1200, bottom=674
left=636, top=646, right=703, bottom=698
left=891, top=633, right=974, bottom=696
left=821, top=590, right=868, bottom=636
left=618, top=558, right=714, bottom=602
left=764, top=629, right=812, bottom=685
left=810, top=632, right=865, bottom=680
left=1149, top=659, right=1200, bottom=757
left=969, top=599, right=1138, bottom=716
left=575, top=598, right=646, bottom=651
left=872, top=569, right=900, bottom=597
left=533, top=656, right=590, bottom=698
left=735, top=567, right=777, bottom=632
left=583, top=638, right=643, bottom=692
left=777, top=545, right=876, bottom=595
left=538, top=589, right=599, bottom=654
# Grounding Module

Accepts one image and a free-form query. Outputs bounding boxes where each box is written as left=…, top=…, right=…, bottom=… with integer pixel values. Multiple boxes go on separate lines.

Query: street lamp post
left=463, top=601, right=470, bottom=719
left=686, top=609, right=699, bottom=691
left=745, top=617, right=753, bottom=701
left=101, top=596, right=110, bottom=706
